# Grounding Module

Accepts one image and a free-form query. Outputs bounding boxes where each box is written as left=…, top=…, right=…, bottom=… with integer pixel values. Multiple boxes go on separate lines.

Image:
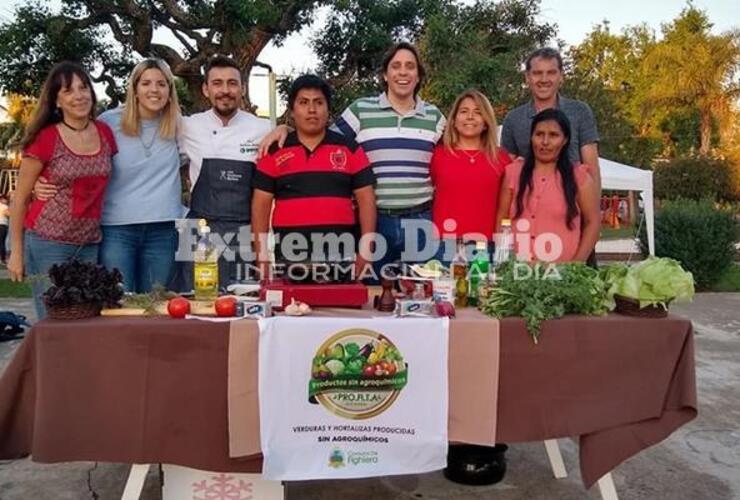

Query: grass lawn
left=0, top=279, right=33, bottom=298
left=601, top=224, right=638, bottom=240
left=711, top=264, right=740, bottom=292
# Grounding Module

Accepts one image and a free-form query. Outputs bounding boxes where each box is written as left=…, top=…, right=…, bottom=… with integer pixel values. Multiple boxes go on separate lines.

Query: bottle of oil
left=452, top=239, right=468, bottom=308
left=193, top=219, right=218, bottom=301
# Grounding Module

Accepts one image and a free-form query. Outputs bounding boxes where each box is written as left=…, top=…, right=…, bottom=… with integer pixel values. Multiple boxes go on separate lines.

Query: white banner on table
left=258, top=316, right=449, bottom=480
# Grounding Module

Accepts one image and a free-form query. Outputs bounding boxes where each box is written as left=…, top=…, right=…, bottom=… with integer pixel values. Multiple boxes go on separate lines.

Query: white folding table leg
left=543, top=439, right=568, bottom=478
left=121, top=463, right=151, bottom=500
left=597, top=472, right=619, bottom=500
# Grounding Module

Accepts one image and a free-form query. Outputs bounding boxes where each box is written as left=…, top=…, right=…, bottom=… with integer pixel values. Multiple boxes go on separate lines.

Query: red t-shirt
left=254, top=130, right=375, bottom=231
left=23, top=122, right=117, bottom=244
left=431, top=145, right=511, bottom=240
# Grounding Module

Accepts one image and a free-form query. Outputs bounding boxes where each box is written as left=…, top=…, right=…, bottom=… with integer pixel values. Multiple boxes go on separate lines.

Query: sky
left=0, top=0, right=738, bottom=114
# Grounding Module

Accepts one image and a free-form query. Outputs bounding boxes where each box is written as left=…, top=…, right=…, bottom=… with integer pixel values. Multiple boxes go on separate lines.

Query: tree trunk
left=627, top=191, right=637, bottom=227
left=185, top=76, right=209, bottom=113
left=699, top=109, right=712, bottom=156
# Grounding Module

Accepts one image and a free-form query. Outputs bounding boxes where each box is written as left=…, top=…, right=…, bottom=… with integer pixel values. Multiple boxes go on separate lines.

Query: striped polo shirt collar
left=377, top=92, right=428, bottom=118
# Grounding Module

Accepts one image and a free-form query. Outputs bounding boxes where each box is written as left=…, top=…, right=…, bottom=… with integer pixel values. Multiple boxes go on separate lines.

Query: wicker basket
left=614, top=294, right=668, bottom=318
left=46, top=303, right=102, bottom=320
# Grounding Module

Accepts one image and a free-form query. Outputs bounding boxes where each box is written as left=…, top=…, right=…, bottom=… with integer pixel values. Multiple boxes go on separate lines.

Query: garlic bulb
left=285, top=298, right=302, bottom=316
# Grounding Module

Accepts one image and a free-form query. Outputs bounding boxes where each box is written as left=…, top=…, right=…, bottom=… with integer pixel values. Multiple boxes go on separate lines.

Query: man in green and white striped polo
left=259, top=42, right=446, bottom=281
left=334, top=42, right=446, bottom=280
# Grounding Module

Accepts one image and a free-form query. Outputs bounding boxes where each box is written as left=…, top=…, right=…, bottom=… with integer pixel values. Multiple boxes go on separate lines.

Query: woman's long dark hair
left=21, top=61, right=97, bottom=149
left=514, top=108, right=579, bottom=229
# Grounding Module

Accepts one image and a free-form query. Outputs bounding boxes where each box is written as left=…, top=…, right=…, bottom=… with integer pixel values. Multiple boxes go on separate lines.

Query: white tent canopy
left=600, top=158, right=655, bottom=256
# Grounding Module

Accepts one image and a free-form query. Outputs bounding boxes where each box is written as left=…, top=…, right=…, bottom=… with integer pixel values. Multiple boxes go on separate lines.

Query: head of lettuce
left=603, top=257, right=695, bottom=310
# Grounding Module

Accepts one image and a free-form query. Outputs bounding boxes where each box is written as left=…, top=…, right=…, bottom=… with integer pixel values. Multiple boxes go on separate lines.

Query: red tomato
left=379, top=361, right=391, bottom=372
left=362, top=365, right=375, bottom=377
left=386, top=363, right=397, bottom=376
left=215, top=297, right=237, bottom=317
left=167, top=297, right=190, bottom=318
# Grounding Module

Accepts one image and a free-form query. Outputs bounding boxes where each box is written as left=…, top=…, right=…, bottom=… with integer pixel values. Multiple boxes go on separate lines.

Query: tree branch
left=146, top=2, right=204, bottom=55
left=167, top=26, right=198, bottom=57
left=78, top=0, right=152, bottom=53
left=156, top=0, right=193, bottom=27
left=149, top=43, right=187, bottom=68
left=91, top=71, right=121, bottom=107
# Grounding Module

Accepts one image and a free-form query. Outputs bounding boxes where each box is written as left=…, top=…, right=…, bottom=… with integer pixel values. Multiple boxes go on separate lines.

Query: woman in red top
left=8, top=62, right=117, bottom=319
left=431, top=89, right=510, bottom=262
left=496, top=108, right=600, bottom=263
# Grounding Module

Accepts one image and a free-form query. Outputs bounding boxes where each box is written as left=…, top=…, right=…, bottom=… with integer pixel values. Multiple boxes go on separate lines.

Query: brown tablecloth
left=0, top=312, right=696, bottom=488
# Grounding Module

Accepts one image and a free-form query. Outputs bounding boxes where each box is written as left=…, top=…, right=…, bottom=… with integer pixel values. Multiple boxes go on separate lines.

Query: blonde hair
left=121, top=59, right=181, bottom=139
left=443, top=89, right=499, bottom=161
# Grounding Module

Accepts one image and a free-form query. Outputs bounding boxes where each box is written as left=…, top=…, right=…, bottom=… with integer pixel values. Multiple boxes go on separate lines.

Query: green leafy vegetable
left=121, top=284, right=178, bottom=313
left=602, top=257, right=695, bottom=309
left=480, top=261, right=609, bottom=343
left=344, top=342, right=360, bottom=358
left=345, top=357, right=364, bottom=375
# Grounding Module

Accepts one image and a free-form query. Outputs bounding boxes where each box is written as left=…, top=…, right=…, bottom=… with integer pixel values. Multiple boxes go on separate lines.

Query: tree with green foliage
left=0, top=0, right=327, bottom=109
left=419, top=0, right=556, bottom=114
left=0, top=94, right=36, bottom=154
left=567, top=6, right=740, bottom=165
left=310, top=0, right=439, bottom=115
left=310, top=0, right=556, bottom=117
left=564, top=22, right=661, bottom=167
left=643, top=6, right=739, bottom=156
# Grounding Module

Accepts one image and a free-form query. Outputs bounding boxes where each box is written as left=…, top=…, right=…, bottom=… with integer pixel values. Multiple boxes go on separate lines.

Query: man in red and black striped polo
left=252, top=75, right=376, bottom=279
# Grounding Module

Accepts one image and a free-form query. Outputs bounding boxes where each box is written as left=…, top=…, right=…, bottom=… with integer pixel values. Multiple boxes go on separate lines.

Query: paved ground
left=0, top=293, right=738, bottom=500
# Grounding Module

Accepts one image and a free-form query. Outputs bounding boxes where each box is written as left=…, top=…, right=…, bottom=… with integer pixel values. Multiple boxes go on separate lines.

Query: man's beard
left=213, top=96, right=239, bottom=118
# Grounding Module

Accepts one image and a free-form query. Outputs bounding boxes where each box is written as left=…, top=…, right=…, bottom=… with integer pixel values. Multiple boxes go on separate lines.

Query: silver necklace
left=139, top=126, right=157, bottom=158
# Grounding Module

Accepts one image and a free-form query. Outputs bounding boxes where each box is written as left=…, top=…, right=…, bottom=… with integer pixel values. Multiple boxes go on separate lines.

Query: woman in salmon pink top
left=431, top=89, right=511, bottom=262
left=497, top=108, right=600, bottom=263
left=8, top=62, right=117, bottom=319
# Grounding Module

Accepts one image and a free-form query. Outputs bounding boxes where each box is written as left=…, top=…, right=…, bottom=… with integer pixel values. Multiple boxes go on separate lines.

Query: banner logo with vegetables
left=309, top=329, right=408, bottom=420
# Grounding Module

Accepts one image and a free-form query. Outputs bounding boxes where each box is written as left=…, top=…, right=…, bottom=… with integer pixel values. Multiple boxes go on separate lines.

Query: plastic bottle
left=193, top=219, right=219, bottom=301
left=494, top=219, right=515, bottom=266
left=452, top=239, right=468, bottom=308
left=468, top=241, right=490, bottom=307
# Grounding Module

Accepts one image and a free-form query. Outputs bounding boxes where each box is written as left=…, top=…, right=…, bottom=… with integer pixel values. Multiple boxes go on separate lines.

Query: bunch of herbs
left=479, top=261, right=609, bottom=343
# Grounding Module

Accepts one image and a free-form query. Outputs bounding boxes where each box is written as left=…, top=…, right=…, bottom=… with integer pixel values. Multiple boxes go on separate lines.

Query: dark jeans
left=100, top=222, right=178, bottom=293
left=371, top=209, right=436, bottom=282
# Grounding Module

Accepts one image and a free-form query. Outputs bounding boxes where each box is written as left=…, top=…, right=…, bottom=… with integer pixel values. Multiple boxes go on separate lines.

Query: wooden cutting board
left=102, top=299, right=232, bottom=317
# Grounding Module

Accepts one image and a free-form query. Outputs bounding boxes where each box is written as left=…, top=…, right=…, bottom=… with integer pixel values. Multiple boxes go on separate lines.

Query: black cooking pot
left=444, top=444, right=508, bottom=486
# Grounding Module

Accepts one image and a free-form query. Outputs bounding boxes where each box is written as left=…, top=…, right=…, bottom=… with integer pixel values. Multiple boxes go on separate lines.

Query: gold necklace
left=460, top=149, right=480, bottom=164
